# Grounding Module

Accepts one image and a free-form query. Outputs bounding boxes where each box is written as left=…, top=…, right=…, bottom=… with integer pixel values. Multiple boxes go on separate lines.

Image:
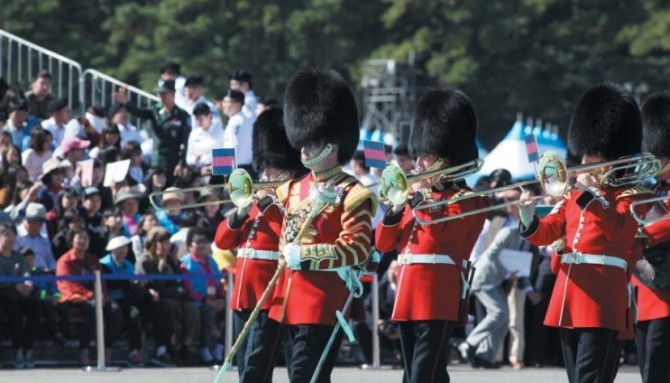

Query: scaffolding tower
left=360, top=58, right=416, bottom=145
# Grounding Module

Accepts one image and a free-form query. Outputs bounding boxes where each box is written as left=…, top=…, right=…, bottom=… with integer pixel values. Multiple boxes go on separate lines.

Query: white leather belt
left=560, top=252, right=627, bottom=272
left=398, top=254, right=455, bottom=265
left=237, top=248, right=280, bottom=261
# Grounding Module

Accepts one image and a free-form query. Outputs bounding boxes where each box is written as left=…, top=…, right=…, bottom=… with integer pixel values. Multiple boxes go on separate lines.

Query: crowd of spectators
left=0, top=63, right=269, bottom=369
left=0, top=63, right=597, bottom=373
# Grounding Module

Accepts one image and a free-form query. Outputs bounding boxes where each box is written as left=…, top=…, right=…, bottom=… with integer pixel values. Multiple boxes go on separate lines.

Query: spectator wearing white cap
left=15, top=202, right=55, bottom=270
left=115, top=187, right=144, bottom=237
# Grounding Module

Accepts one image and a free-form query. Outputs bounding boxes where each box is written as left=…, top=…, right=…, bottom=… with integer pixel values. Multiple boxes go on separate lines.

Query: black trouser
left=39, top=299, right=72, bottom=338
left=140, top=298, right=176, bottom=349
left=559, top=327, right=621, bottom=383
left=234, top=309, right=284, bottom=383
left=635, top=317, right=670, bottom=383
left=286, top=324, right=342, bottom=383
left=0, top=297, right=41, bottom=351
left=69, top=301, right=121, bottom=349
left=398, top=320, right=456, bottom=383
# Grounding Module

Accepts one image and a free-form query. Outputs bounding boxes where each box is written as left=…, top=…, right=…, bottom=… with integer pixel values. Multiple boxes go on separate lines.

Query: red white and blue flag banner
left=363, top=140, right=386, bottom=169
left=212, top=148, right=236, bottom=176
left=525, top=133, right=539, bottom=163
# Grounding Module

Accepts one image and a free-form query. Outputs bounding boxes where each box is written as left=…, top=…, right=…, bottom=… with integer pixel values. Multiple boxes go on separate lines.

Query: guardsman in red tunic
left=267, top=69, right=377, bottom=383
left=214, top=108, right=306, bottom=383
left=632, top=92, right=670, bottom=383
left=518, top=83, right=654, bottom=383
left=376, top=89, right=489, bottom=383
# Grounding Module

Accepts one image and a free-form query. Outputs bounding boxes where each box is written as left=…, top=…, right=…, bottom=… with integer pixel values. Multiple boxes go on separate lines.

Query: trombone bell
left=149, top=169, right=284, bottom=211
left=379, top=159, right=484, bottom=206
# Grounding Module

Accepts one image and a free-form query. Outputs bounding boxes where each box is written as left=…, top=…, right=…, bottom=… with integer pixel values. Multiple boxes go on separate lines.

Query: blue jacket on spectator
left=99, top=253, right=135, bottom=300
left=180, top=253, right=222, bottom=307
left=156, top=210, right=181, bottom=235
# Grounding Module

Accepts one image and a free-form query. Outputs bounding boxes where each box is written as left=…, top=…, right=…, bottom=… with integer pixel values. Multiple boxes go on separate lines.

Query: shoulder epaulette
left=342, top=180, right=378, bottom=216
left=617, top=185, right=655, bottom=199
left=275, top=180, right=291, bottom=204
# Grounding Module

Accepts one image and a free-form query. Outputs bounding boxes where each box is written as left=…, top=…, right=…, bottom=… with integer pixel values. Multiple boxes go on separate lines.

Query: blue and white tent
left=476, top=116, right=567, bottom=182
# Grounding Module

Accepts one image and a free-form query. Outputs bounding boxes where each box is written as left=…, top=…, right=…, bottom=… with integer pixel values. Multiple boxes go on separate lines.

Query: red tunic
left=632, top=193, right=670, bottom=322
left=375, top=187, right=489, bottom=322
left=214, top=201, right=282, bottom=311
left=521, top=186, right=652, bottom=332
left=268, top=168, right=375, bottom=326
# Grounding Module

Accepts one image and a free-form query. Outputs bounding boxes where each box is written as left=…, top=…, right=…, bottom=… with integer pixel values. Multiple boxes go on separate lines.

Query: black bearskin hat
left=252, top=108, right=305, bottom=174
left=409, top=89, right=478, bottom=166
left=641, top=91, right=670, bottom=159
left=283, top=69, right=359, bottom=165
left=568, top=83, right=642, bottom=161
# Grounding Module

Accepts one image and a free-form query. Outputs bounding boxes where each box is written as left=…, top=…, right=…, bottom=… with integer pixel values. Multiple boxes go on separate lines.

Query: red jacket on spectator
left=56, top=249, right=107, bottom=303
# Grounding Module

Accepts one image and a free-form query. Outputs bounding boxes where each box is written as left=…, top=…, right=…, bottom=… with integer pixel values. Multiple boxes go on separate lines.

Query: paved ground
left=0, top=365, right=643, bottom=383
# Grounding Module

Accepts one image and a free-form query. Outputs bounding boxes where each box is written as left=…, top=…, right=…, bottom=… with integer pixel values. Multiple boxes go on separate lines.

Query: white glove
left=517, top=201, right=535, bottom=228
left=283, top=243, right=302, bottom=270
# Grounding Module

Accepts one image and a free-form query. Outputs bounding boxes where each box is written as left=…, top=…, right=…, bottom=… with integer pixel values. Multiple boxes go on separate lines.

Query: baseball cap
left=60, top=136, right=91, bottom=154
left=154, top=79, right=176, bottom=93
left=83, top=187, right=100, bottom=199
left=106, top=236, right=131, bottom=251
left=25, top=203, right=47, bottom=222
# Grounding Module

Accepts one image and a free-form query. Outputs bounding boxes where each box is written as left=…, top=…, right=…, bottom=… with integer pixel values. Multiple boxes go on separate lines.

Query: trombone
left=413, top=151, right=661, bottom=225
left=379, top=159, right=484, bottom=206
left=149, top=168, right=284, bottom=210
left=629, top=196, right=670, bottom=225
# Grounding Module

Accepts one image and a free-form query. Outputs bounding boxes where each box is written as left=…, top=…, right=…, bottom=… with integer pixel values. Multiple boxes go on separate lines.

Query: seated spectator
left=101, top=235, right=175, bottom=367
left=51, top=209, right=83, bottom=259
left=115, top=186, right=143, bottom=237
left=180, top=227, right=225, bottom=365
left=0, top=164, right=28, bottom=209
left=22, top=128, right=53, bottom=181
left=130, top=212, right=158, bottom=258
left=121, top=141, right=148, bottom=186
left=80, top=187, right=107, bottom=259
left=58, top=136, right=90, bottom=166
left=38, top=157, right=69, bottom=212
left=56, top=226, right=121, bottom=366
left=89, top=123, right=121, bottom=160
left=354, top=260, right=402, bottom=366
left=25, top=70, right=53, bottom=120
left=3, top=179, right=40, bottom=224
left=109, top=103, right=144, bottom=147
left=156, top=187, right=184, bottom=235
left=71, top=159, right=114, bottom=211
left=3, top=99, right=29, bottom=149
left=21, top=247, right=70, bottom=347
left=171, top=210, right=203, bottom=258
left=198, top=188, right=224, bottom=233
left=137, top=228, right=199, bottom=365
left=16, top=203, right=56, bottom=271
left=2, top=144, right=22, bottom=172
left=0, top=223, right=41, bottom=368
left=56, top=187, right=78, bottom=217
left=41, top=98, right=69, bottom=148
left=141, top=166, right=167, bottom=212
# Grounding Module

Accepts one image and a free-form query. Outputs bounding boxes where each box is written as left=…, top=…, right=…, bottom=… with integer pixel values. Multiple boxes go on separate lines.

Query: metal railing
left=0, top=28, right=85, bottom=114
left=83, top=69, right=158, bottom=127
left=1, top=28, right=158, bottom=119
